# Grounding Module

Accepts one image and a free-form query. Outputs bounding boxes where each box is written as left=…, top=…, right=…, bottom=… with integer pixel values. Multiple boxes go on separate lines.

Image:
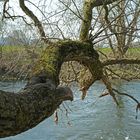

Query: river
left=0, top=80, right=140, bottom=140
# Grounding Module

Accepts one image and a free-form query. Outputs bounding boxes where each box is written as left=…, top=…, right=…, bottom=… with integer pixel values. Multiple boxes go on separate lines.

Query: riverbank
left=0, top=45, right=140, bottom=81
left=0, top=45, right=40, bottom=81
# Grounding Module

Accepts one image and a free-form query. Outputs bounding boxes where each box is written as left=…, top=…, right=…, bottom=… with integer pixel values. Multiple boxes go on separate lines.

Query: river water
left=0, top=80, right=140, bottom=140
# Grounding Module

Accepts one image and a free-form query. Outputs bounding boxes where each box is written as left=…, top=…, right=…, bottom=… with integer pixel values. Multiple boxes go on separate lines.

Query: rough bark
left=32, top=40, right=102, bottom=84
left=0, top=84, right=73, bottom=138
left=79, top=0, right=93, bottom=41
left=91, top=0, right=119, bottom=7
left=102, top=59, right=140, bottom=66
left=0, top=40, right=102, bottom=138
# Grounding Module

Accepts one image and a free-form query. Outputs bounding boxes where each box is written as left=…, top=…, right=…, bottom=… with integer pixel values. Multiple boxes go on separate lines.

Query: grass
left=1, top=45, right=25, bottom=53
left=97, top=47, right=140, bottom=59
left=126, top=48, right=140, bottom=58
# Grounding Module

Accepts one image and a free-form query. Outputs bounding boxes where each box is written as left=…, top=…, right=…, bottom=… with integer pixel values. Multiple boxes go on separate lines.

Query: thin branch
left=19, top=0, right=51, bottom=44
left=55, top=23, right=66, bottom=39
left=97, top=50, right=108, bottom=59
left=47, top=9, right=67, bottom=19
left=113, top=88, right=140, bottom=119
left=2, top=0, right=31, bottom=25
left=90, top=11, right=126, bottom=42
left=25, top=0, right=54, bottom=34
left=102, top=71, right=119, bottom=105
left=2, top=0, right=9, bottom=20
left=112, top=88, right=139, bottom=104
left=58, top=0, right=84, bottom=20
left=105, top=67, right=130, bottom=81
left=71, top=0, right=82, bottom=19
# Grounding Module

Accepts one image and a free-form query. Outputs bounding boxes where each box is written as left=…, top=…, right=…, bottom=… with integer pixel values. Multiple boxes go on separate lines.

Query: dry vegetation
left=1, top=45, right=140, bottom=81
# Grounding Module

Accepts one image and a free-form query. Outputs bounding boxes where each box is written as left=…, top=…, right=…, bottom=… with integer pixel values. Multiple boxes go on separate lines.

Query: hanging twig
left=112, top=88, right=140, bottom=119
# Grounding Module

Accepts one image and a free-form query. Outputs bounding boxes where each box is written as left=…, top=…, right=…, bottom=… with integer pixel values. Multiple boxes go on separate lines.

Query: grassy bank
left=0, top=45, right=140, bottom=81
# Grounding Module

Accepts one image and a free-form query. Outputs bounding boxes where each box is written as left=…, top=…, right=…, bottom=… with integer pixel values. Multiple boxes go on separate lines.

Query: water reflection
left=0, top=80, right=140, bottom=140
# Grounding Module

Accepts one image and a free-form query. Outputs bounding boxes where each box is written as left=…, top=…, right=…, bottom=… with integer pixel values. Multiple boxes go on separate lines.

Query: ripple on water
left=0, top=80, right=140, bottom=140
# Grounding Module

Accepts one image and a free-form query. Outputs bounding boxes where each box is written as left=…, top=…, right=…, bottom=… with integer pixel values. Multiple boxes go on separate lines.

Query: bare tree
left=95, top=0, right=140, bottom=58
left=0, top=0, right=140, bottom=138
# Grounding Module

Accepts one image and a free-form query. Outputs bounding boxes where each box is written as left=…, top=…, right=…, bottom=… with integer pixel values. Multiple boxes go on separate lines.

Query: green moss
left=32, top=45, right=60, bottom=76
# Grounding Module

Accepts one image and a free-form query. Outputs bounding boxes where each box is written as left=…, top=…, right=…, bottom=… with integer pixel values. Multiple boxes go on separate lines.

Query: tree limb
left=112, top=88, right=139, bottom=104
left=19, top=0, right=50, bottom=44
left=0, top=84, right=73, bottom=138
left=0, top=40, right=101, bottom=137
left=102, top=59, right=140, bottom=66
left=79, top=0, right=120, bottom=41
left=91, top=0, right=120, bottom=7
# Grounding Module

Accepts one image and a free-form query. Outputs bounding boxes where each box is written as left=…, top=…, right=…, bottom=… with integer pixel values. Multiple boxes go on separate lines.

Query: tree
left=100, top=0, right=140, bottom=58
left=0, top=0, right=140, bottom=138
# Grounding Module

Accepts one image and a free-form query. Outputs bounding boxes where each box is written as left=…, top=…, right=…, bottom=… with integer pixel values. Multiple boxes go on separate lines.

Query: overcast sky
left=0, top=0, right=58, bottom=21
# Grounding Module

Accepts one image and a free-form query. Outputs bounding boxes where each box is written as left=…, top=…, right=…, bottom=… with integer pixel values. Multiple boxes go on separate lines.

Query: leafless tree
left=0, top=0, right=140, bottom=138
left=93, top=0, right=140, bottom=58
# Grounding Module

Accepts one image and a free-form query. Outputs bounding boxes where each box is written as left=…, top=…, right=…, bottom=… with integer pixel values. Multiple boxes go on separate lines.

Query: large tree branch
left=102, top=59, right=140, bottom=66
left=79, top=1, right=93, bottom=41
left=0, top=40, right=101, bottom=137
left=91, top=0, right=120, bottom=7
left=0, top=84, right=73, bottom=138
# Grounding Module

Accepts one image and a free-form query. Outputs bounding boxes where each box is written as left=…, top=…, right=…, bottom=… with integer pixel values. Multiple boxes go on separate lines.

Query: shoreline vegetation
left=0, top=45, right=140, bottom=81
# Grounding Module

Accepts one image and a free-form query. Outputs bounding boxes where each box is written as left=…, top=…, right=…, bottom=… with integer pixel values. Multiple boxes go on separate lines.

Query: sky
left=0, top=0, right=60, bottom=23
left=0, top=1, right=63, bottom=34
left=0, top=0, right=139, bottom=44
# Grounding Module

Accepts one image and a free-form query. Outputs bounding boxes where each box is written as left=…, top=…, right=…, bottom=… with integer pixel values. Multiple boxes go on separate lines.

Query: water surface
left=0, top=80, right=140, bottom=140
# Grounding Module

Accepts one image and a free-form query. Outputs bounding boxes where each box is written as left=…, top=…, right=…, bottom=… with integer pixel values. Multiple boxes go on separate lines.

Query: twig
left=105, top=67, right=130, bottom=81
left=58, top=0, right=84, bottom=21
left=112, top=88, right=140, bottom=119
left=97, top=50, right=108, bottom=59
left=71, top=0, right=83, bottom=19
left=112, top=88, right=139, bottom=104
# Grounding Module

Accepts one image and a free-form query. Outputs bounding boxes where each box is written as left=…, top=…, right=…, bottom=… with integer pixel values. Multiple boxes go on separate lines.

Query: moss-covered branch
left=79, top=0, right=93, bottom=41
left=102, top=59, right=140, bottom=66
left=32, top=40, right=101, bottom=84
left=0, top=84, right=73, bottom=138
left=0, top=40, right=102, bottom=137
